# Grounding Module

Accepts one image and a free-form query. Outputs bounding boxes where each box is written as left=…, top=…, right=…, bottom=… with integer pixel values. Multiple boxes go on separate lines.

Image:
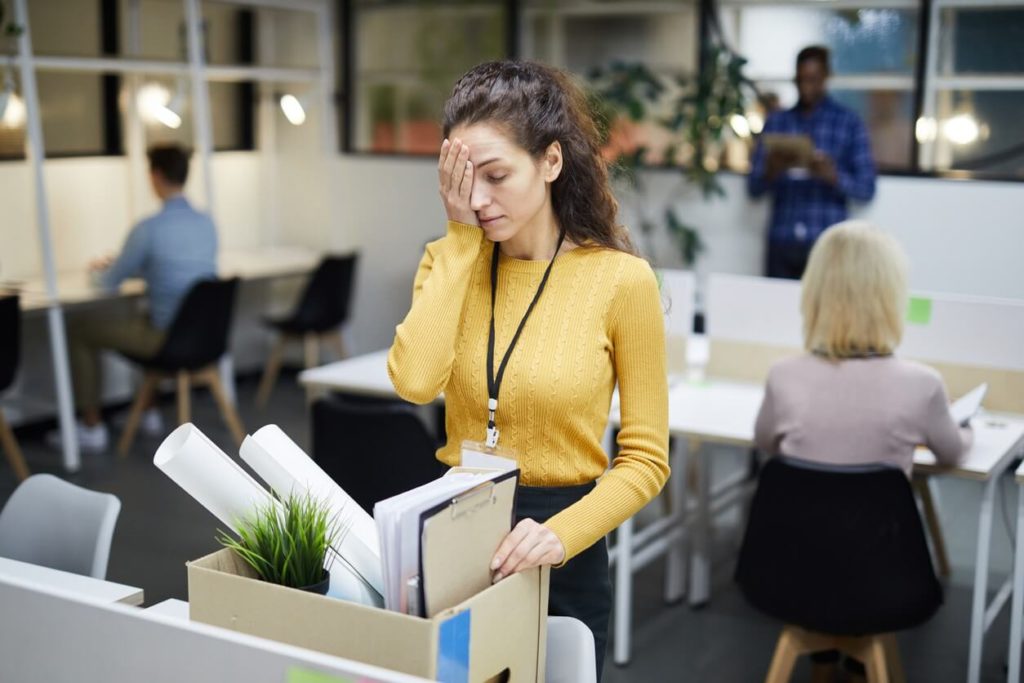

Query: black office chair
left=311, top=396, right=446, bottom=514
left=735, top=456, right=942, bottom=682
left=257, top=254, right=358, bottom=408
left=0, top=296, right=29, bottom=480
left=118, top=278, right=245, bottom=456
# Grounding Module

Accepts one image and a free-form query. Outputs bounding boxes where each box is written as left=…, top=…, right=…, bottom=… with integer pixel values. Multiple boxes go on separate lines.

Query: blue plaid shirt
left=748, top=96, right=876, bottom=244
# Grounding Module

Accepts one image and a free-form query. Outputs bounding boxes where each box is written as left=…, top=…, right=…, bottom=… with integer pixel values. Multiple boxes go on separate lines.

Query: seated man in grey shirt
left=55, top=144, right=218, bottom=452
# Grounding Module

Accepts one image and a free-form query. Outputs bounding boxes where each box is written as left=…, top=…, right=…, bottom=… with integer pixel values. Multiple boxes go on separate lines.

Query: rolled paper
left=241, top=425, right=384, bottom=606
left=154, top=423, right=276, bottom=529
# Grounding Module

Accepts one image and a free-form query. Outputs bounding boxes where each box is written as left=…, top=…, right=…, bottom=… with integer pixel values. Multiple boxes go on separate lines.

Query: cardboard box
left=188, top=548, right=549, bottom=682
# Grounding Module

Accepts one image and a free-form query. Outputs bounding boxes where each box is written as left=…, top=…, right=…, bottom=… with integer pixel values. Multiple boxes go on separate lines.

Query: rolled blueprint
left=241, top=425, right=384, bottom=606
left=154, top=423, right=275, bottom=529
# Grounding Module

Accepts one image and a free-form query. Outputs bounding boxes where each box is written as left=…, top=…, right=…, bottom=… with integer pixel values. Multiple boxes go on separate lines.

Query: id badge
left=460, top=440, right=517, bottom=472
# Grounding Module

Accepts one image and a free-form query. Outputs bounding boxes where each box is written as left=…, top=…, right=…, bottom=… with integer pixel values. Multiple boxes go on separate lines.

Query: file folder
left=417, top=468, right=519, bottom=618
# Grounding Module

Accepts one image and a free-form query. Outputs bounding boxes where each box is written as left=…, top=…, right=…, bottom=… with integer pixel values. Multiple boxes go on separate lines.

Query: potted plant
left=217, top=491, right=340, bottom=595
left=589, top=42, right=755, bottom=268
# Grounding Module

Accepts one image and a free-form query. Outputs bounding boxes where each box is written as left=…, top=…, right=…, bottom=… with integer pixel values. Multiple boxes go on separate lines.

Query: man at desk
left=748, top=45, right=877, bottom=279
left=54, top=145, right=218, bottom=452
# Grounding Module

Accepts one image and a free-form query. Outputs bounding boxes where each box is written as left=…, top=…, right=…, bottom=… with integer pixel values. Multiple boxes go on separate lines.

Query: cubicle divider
left=0, top=574, right=426, bottom=683
left=705, top=273, right=1024, bottom=413
left=660, top=269, right=696, bottom=376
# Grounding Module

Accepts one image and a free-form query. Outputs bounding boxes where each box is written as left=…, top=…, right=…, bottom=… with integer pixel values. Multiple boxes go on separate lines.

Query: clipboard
left=416, top=468, right=519, bottom=618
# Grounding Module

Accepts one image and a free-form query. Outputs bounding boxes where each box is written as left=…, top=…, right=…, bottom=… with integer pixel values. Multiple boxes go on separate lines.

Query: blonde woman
left=753, top=220, right=971, bottom=681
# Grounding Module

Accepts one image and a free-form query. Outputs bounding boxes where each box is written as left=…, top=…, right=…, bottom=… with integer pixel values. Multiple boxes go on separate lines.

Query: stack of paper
left=374, top=469, right=509, bottom=614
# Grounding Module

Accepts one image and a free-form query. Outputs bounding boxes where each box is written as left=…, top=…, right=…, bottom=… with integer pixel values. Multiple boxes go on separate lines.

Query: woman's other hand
left=490, top=518, right=565, bottom=582
left=438, top=138, right=477, bottom=226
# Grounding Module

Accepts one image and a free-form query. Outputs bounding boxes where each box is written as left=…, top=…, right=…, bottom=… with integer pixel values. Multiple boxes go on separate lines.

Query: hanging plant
left=0, top=1, right=23, bottom=40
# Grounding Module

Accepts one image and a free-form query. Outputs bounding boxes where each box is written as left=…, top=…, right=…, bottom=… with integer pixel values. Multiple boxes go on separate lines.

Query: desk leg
left=1008, top=484, right=1024, bottom=683
left=689, top=443, right=711, bottom=607
left=664, top=437, right=688, bottom=604
left=613, top=514, right=634, bottom=666
left=47, top=306, right=80, bottom=472
left=968, top=476, right=997, bottom=683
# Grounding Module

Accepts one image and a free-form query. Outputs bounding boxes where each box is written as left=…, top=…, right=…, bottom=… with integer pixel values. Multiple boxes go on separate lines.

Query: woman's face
left=449, top=121, right=560, bottom=244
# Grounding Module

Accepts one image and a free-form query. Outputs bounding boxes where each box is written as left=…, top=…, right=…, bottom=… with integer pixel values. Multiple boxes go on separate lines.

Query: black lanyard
left=485, top=231, right=566, bottom=447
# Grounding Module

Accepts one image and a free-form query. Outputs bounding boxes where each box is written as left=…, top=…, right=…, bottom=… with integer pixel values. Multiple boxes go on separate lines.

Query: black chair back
left=148, top=278, right=239, bottom=371
left=311, top=396, right=447, bottom=514
left=286, top=254, right=358, bottom=333
left=735, top=456, right=942, bottom=636
left=0, top=296, right=19, bottom=392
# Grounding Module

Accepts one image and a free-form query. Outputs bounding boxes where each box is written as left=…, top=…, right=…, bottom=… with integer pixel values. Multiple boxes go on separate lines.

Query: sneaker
left=113, top=408, right=165, bottom=437
left=45, top=421, right=109, bottom=454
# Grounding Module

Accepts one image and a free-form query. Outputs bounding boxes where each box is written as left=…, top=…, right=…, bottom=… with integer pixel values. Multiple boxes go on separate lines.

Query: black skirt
left=516, top=481, right=611, bottom=679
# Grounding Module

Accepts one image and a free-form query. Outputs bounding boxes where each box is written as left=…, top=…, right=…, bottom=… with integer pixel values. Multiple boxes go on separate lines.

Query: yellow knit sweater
left=388, top=221, right=669, bottom=562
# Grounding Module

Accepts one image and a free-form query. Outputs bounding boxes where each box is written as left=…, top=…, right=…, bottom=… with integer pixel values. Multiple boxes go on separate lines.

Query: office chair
left=735, top=456, right=942, bottom=683
left=118, top=278, right=245, bottom=456
left=256, top=254, right=358, bottom=408
left=0, top=474, right=121, bottom=579
left=0, top=295, right=29, bottom=480
left=311, top=395, right=446, bottom=514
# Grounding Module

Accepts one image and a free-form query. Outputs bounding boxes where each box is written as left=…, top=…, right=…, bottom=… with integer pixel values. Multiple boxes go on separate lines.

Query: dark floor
left=1, top=371, right=1020, bottom=682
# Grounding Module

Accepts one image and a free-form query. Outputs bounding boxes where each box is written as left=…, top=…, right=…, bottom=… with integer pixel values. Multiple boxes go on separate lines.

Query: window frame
left=338, top=0, right=1024, bottom=183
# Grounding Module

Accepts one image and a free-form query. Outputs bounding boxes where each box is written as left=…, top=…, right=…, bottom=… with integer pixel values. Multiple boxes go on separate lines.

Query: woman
left=754, top=220, right=971, bottom=682
left=387, top=60, right=669, bottom=675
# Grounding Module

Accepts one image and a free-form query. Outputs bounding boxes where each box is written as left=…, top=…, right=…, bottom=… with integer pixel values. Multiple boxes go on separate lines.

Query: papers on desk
left=374, top=468, right=517, bottom=616
left=951, top=383, right=988, bottom=427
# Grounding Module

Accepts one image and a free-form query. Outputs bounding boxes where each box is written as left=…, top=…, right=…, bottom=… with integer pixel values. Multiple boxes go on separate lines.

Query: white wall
left=326, top=158, right=1024, bottom=353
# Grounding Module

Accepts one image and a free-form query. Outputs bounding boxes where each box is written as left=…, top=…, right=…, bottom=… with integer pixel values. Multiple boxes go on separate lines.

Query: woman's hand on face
left=438, top=138, right=478, bottom=226
left=490, top=518, right=565, bottom=582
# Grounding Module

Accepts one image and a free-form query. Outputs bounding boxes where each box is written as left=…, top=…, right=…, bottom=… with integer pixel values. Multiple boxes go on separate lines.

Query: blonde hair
left=801, top=221, right=908, bottom=359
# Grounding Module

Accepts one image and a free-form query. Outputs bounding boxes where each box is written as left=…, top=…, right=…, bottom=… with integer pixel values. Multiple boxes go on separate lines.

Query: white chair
left=0, top=474, right=121, bottom=579
left=546, top=616, right=597, bottom=683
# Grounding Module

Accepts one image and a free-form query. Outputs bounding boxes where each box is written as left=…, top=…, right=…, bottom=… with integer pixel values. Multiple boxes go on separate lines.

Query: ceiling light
left=942, top=114, right=980, bottom=146
left=280, top=94, right=307, bottom=126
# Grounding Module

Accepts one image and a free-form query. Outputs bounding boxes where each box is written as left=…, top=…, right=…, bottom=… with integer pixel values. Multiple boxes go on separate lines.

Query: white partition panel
left=0, top=576, right=427, bottom=683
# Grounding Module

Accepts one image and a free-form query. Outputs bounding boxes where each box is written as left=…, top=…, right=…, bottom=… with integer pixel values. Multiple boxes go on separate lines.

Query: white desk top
left=300, top=348, right=402, bottom=399
left=0, top=555, right=144, bottom=606
left=298, top=343, right=1024, bottom=481
left=13, top=245, right=320, bottom=312
left=146, top=597, right=190, bottom=620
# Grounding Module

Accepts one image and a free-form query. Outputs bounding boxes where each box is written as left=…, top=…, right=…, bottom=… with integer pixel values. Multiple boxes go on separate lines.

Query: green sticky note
left=287, top=667, right=354, bottom=683
left=907, top=297, right=932, bottom=325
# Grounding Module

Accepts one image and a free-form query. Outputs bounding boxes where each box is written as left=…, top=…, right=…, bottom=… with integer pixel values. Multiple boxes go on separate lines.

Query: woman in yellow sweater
left=387, top=60, right=669, bottom=673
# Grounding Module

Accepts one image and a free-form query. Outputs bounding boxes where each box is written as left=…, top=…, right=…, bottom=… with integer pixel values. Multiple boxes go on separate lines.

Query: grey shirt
left=754, top=353, right=972, bottom=475
left=101, top=195, right=218, bottom=330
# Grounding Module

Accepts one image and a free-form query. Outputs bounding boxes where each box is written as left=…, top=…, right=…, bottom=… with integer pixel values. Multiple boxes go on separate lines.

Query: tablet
left=950, top=383, right=987, bottom=427
left=762, top=133, right=814, bottom=167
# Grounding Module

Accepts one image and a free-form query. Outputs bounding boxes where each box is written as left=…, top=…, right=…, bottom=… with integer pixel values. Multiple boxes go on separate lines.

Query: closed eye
left=487, top=174, right=508, bottom=184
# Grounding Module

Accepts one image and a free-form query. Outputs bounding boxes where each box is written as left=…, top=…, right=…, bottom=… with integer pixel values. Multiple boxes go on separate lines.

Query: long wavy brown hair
left=442, top=60, right=636, bottom=255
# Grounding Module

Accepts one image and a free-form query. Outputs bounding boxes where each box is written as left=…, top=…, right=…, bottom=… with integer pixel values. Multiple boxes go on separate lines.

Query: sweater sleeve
left=387, top=221, right=484, bottom=404
left=922, top=378, right=972, bottom=466
left=100, top=221, right=149, bottom=292
left=544, top=261, right=670, bottom=562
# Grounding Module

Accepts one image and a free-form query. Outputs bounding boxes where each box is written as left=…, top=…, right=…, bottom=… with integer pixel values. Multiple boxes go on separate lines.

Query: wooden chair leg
left=862, top=637, right=890, bottom=683
left=205, top=368, right=246, bottom=446
left=881, top=634, right=905, bottom=683
left=765, top=627, right=802, bottom=683
left=914, top=475, right=951, bottom=578
left=325, top=330, right=347, bottom=360
left=177, top=371, right=191, bottom=426
left=255, top=336, right=288, bottom=409
left=303, top=333, right=319, bottom=369
left=118, top=374, right=159, bottom=457
left=0, top=408, right=30, bottom=481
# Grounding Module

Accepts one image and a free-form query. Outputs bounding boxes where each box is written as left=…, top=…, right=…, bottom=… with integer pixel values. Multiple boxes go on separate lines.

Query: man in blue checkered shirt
left=748, top=46, right=877, bottom=279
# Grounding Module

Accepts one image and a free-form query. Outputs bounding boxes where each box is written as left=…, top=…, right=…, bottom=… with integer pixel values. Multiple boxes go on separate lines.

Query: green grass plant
left=218, top=491, right=339, bottom=589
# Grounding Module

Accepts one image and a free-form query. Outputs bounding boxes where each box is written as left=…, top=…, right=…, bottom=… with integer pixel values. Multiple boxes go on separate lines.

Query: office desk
left=300, top=347, right=1024, bottom=675
left=0, top=555, right=144, bottom=606
left=16, top=245, right=320, bottom=313
left=10, top=246, right=320, bottom=473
